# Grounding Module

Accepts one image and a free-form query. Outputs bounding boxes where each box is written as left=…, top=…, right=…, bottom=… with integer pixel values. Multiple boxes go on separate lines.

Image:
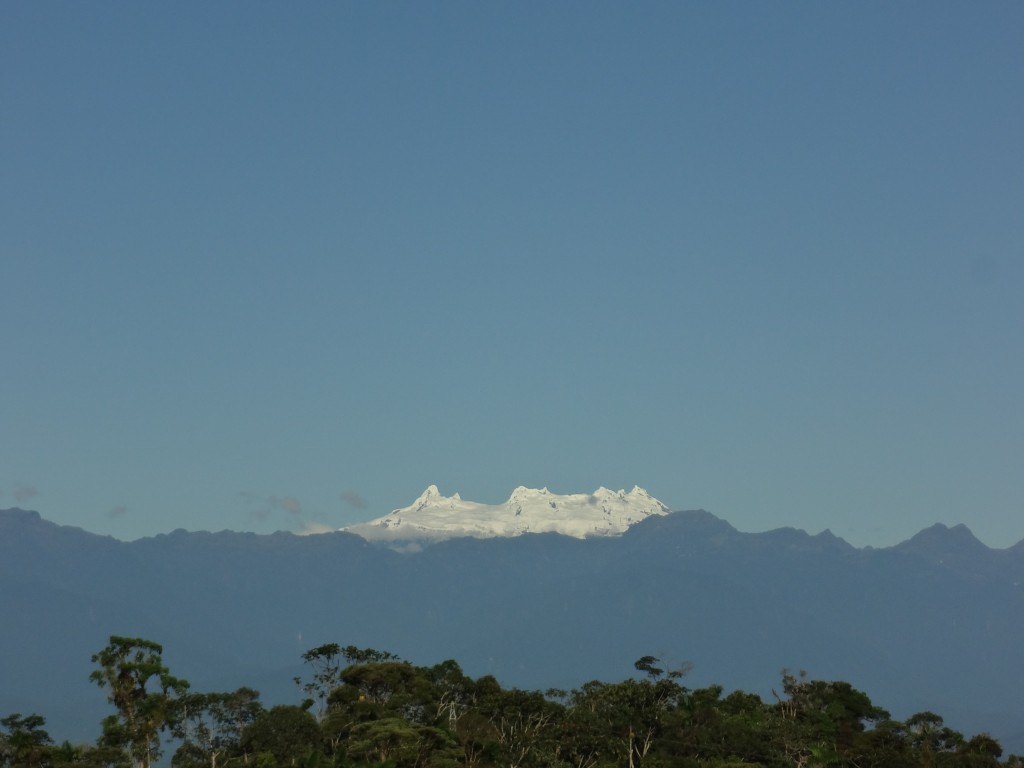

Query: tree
left=171, top=688, right=263, bottom=768
left=424, top=660, right=475, bottom=733
left=52, top=741, right=129, bottom=768
left=953, top=733, right=1003, bottom=768
left=294, top=644, right=403, bottom=726
left=475, top=678, right=563, bottom=768
left=338, top=660, right=421, bottom=709
left=859, top=718, right=916, bottom=768
left=340, top=646, right=401, bottom=665
left=294, top=645, right=343, bottom=722
left=568, top=660, right=688, bottom=768
left=89, top=637, right=189, bottom=768
left=239, top=706, right=320, bottom=768
left=321, top=655, right=434, bottom=759
left=771, top=671, right=890, bottom=767
left=906, top=710, right=965, bottom=768
left=346, top=718, right=461, bottom=768
left=0, top=714, right=53, bottom=768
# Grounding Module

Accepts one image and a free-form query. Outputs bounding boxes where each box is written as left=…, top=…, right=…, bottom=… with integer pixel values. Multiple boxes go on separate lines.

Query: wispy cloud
left=239, top=492, right=311, bottom=530
left=273, top=496, right=302, bottom=515
left=239, top=491, right=271, bottom=521
left=14, top=484, right=39, bottom=503
left=340, top=490, right=368, bottom=510
left=240, top=492, right=300, bottom=515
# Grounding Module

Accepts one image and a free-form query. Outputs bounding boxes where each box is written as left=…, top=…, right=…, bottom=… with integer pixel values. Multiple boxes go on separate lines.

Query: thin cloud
left=238, top=492, right=339, bottom=535
left=340, top=490, right=368, bottom=510
left=272, top=496, right=302, bottom=516
left=14, top=484, right=39, bottom=503
left=107, top=505, right=128, bottom=519
left=239, top=491, right=271, bottom=521
left=239, top=492, right=304, bottom=524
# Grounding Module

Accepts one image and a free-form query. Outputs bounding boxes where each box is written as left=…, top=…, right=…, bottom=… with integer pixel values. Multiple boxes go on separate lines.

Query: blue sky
left=2, top=2, right=1022, bottom=547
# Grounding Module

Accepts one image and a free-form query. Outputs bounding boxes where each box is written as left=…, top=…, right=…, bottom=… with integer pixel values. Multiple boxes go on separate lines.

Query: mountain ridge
left=2, top=506, right=1023, bottom=753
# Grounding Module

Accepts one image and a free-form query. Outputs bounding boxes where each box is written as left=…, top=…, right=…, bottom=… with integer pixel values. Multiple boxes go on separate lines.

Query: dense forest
left=1, top=637, right=1018, bottom=768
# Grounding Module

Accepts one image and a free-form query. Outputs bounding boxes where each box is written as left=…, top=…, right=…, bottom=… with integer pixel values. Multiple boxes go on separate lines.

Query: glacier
left=341, top=485, right=671, bottom=543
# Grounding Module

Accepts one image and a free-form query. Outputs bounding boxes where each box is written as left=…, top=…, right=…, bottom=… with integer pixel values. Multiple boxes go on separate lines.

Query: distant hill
left=2, top=506, right=1022, bottom=753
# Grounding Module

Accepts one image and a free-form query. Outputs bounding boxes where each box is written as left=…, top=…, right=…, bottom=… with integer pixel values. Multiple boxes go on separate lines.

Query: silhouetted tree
left=89, top=637, right=189, bottom=768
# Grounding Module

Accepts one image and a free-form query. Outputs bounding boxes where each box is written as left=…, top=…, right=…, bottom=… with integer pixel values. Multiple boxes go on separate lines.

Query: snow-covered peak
left=414, top=485, right=438, bottom=504
left=342, top=485, right=671, bottom=544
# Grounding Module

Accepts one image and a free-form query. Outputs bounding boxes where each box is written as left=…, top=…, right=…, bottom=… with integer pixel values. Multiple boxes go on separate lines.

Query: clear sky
left=2, top=2, right=1022, bottom=548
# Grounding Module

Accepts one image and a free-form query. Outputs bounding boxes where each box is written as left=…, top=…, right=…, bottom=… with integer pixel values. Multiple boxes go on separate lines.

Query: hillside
left=2, top=507, right=1022, bottom=752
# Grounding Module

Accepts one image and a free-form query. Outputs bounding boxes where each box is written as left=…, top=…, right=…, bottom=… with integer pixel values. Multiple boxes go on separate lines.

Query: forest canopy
left=0, top=636, right=1018, bottom=768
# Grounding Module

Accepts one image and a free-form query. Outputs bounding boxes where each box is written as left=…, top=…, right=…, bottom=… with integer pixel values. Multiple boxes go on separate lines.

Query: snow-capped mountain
left=342, top=485, right=671, bottom=543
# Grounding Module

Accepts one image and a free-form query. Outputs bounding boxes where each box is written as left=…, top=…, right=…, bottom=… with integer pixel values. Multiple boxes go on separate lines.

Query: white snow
left=342, top=485, right=671, bottom=543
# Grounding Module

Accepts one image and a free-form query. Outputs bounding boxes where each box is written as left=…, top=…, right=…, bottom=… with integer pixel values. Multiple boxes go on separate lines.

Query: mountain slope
left=2, top=506, right=1022, bottom=753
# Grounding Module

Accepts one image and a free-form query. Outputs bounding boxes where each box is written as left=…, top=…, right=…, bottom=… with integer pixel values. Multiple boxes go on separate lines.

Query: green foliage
left=295, top=645, right=344, bottom=721
left=171, top=687, right=263, bottom=768
left=89, top=637, right=189, bottom=768
left=346, top=718, right=460, bottom=768
left=239, top=706, right=320, bottom=768
left=5, top=638, right=1022, bottom=768
left=1, top=713, right=53, bottom=768
left=568, top=662, right=689, bottom=768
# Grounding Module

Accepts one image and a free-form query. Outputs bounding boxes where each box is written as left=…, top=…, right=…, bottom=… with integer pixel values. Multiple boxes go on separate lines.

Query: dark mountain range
left=2, top=507, right=1022, bottom=753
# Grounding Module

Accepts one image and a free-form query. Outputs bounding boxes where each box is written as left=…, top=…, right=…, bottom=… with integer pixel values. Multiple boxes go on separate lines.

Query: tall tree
left=294, top=645, right=403, bottom=723
left=89, top=637, right=189, bottom=768
left=171, top=688, right=263, bottom=768
left=478, top=681, right=562, bottom=768
left=569, top=659, right=687, bottom=768
left=294, top=645, right=343, bottom=722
